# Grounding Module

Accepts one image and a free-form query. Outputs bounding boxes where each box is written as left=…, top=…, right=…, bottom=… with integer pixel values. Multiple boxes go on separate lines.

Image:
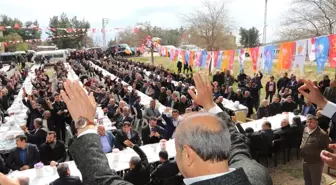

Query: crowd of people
left=0, top=49, right=335, bottom=185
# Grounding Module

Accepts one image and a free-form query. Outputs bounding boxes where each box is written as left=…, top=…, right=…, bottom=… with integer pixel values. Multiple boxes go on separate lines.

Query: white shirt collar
left=183, top=168, right=235, bottom=185
left=308, top=127, right=318, bottom=135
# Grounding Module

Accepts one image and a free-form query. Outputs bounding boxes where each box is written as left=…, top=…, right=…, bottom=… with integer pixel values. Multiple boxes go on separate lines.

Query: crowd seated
left=0, top=50, right=335, bottom=185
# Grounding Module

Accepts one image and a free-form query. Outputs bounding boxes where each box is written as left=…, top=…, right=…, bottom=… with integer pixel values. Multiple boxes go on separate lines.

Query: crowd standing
left=0, top=49, right=334, bottom=185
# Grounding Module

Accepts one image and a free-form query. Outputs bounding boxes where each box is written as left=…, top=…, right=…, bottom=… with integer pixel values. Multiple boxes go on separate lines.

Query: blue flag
left=201, top=51, right=207, bottom=67
left=185, top=51, right=189, bottom=65
left=216, top=51, right=223, bottom=69
left=315, top=36, right=329, bottom=73
left=263, top=45, right=275, bottom=75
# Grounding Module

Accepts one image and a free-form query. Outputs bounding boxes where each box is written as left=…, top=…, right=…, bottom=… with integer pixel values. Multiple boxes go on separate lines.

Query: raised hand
left=60, top=80, right=96, bottom=122
left=187, top=73, right=215, bottom=111
left=298, top=79, right=328, bottom=109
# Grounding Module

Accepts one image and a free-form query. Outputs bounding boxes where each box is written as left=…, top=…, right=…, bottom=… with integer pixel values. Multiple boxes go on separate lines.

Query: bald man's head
left=175, top=112, right=230, bottom=160
left=97, top=125, right=105, bottom=136
left=174, top=112, right=231, bottom=178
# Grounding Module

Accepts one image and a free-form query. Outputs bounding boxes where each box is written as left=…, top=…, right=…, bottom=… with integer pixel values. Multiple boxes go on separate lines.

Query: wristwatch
left=75, top=116, right=95, bottom=129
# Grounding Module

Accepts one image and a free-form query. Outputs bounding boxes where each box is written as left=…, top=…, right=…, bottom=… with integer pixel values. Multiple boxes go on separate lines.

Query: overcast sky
left=0, top=0, right=292, bottom=44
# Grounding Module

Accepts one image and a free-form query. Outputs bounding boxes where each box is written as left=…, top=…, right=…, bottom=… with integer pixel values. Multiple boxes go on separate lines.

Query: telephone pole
left=262, top=0, right=268, bottom=44
left=102, top=18, right=110, bottom=49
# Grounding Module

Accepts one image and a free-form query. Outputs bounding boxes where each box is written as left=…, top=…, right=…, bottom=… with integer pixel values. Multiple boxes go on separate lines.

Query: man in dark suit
left=269, top=96, right=282, bottom=116
left=151, top=150, right=179, bottom=180
left=6, top=135, right=40, bottom=171
left=42, top=110, right=55, bottom=132
left=216, top=96, right=226, bottom=111
left=224, top=86, right=237, bottom=101
left=301, top=100, right=316, bottom=116
left=50, top=163, right=83, bottom=185
left=281, top=96, right=297, bottom=112
left=274, top=118, right=294, bottom=148
left=115, top=121, right=141, bottom=150
left=21, top=118, right=47, bottom=147
left=52, top=93, right=68, bottom=141
left=132, top=96, right=143, bottom=120
left=163, top=109, right=181, bottom=140
left=123, top=140, right=150, bottom=185
left=116, top=106, right=134, bottom=129
left=40, top=131, right=66, bottom=166
left=142, top=117, right=165, bottom=145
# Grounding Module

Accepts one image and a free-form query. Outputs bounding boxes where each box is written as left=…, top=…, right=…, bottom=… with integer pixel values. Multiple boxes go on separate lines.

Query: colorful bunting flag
left=328, top=34, right=336, bottom=68
left=315, top=36, right=329, bottom=73
left=293, top=39, right=307, bottom=74
left=249, top=47, right=259, bottom=72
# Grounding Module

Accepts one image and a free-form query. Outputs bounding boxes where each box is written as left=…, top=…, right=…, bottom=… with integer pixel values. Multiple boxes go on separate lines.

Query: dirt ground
left=266, top=159, right=336, bottom=185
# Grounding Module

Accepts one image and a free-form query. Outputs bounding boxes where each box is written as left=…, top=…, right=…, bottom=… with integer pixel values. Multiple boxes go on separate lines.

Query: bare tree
left=279, top=0, right=336, bottom=40
left=181, top=0, right=233, bottom=51
left=137, top=22, right=155, bottom=64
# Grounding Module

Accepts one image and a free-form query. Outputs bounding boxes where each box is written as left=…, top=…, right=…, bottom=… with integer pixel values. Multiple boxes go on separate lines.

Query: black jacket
left=50, top=176, right=83, bottom=185
left=257, top=106, right=269, bottom=119
left=0, top=155, right=8, bottom=174
left=142, top=125, right=165, bottom=145
left=124, top=145, right=150, bottom=185
left=274, top=125, right=293, bottom=147
left=40, top=140, right=67, bottom=165
left=281, top=101, right=297, bottom=112
left=25, top=128, right=48, bottom=147
left=269, top=102, right=282, bottom=116
left=115, top=129, right=141, bottom=150
left=151, top=160, right=179, bottom=179
left=7, top=144, right=40, bottom=170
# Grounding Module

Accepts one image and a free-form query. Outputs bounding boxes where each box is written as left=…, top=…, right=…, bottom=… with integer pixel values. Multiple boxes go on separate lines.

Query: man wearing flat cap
left=300, top=114, right=329, bottom=185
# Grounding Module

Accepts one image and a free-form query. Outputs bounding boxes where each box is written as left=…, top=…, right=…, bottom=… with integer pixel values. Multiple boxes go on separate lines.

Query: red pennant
left=29, top=39, right=32, bottom=43
left=77, top=28, right=81, bottom=32
left=14, top=23, right=20, bottom=29
left=50, top=28, right=56, bottom=32
left=328, top=34, right=336, bottom=68
left=3, top=42, right=8, bottom=47
left=134, top=27, right=139, bottom=34
left=0, top=26, right=5, bottom=31
left=101, top=29, right=105, bottom=33
left=92, top=28, right=96, bottom=33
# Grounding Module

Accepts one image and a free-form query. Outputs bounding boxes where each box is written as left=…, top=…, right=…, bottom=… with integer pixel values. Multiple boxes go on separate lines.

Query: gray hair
left=34, top=118, right=43, bottom=127
left=130, top=156, right=141, bottom=168
left=175, top=114, right=231, bottom=162
left=173, top=91, right=180, bottom=99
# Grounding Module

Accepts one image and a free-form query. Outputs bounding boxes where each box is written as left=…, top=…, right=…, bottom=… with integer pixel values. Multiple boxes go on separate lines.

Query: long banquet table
left=8, top=139, right=176, bottom=184
left=0, top=64, right=41, bottom=153
left=240, top=113, right=307, bottom=132
left=89, top=61, right=167, bottom=113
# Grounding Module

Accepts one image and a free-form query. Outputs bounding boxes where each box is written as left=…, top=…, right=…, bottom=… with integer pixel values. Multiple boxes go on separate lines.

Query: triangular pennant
left=14, top=23, right=20, bottom=29
left=0, top=26, right=5, bottom=31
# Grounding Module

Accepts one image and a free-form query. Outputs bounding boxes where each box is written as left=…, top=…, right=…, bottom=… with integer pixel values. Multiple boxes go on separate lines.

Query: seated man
left=269, top=96, right=282, bottom=116
left=301, top=100, right=316, bottom=116
left=151, top=150, right=180, bottom=180
left=21, top=118, right=47, bottom=147
left=116, top=106, right=134, bottom=129
left=281, top=96, right=297, bottom=112
left=50, top=163, right=83, bottom=185
left=6, top=135, right=40, bottom=171
left=143, top=99, right=161, bottom=120
left=123, top=140, right=150, bottom=185
left=40, top=131, right=66, bottom=166
left=115, top=121, right=141, bottom=150
left=142, top=117, right=165, bottom=145
left=98, top=125, right=115, bottom=153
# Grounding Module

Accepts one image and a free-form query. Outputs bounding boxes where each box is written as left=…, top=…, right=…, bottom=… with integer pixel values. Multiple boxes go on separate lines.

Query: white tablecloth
left=0, top=65, right=41, bottom=153
left=240, top=113, right=307, bottom=132
left=88, top=61, right=166, bottom=113
left=8, top=139, right=176, bottom=185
